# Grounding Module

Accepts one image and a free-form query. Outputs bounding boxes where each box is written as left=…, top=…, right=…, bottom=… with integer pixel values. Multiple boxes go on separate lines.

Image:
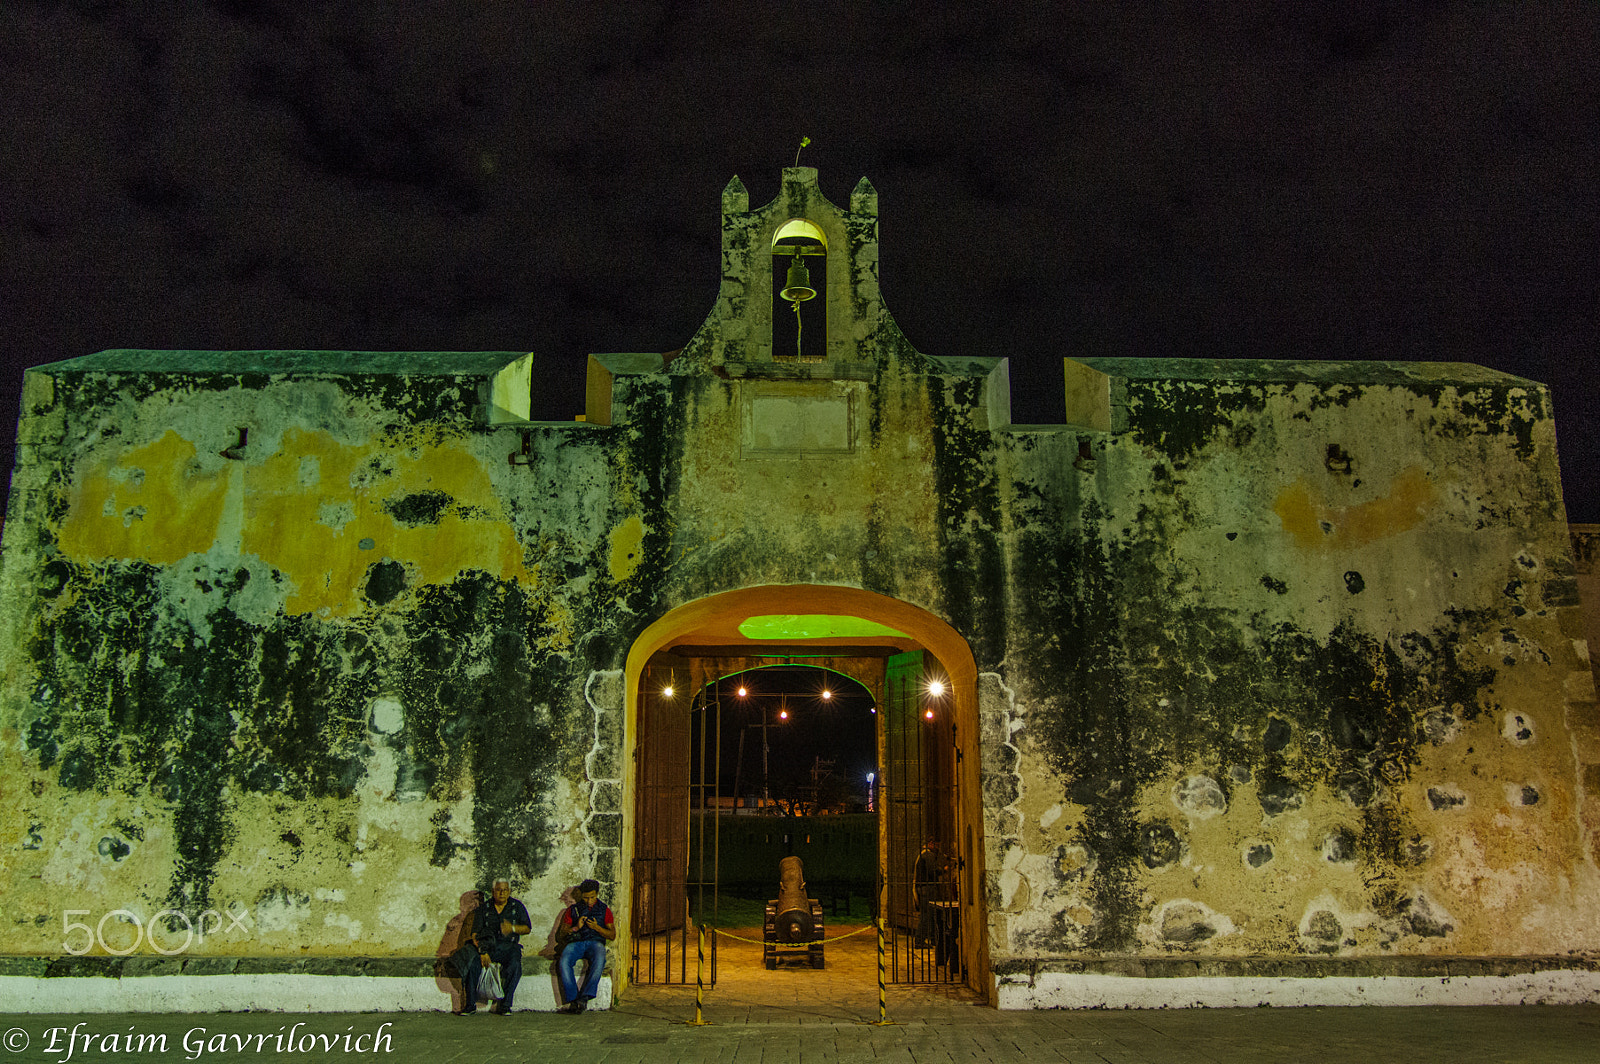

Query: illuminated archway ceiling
left=737, top=614, right=908, bottom=640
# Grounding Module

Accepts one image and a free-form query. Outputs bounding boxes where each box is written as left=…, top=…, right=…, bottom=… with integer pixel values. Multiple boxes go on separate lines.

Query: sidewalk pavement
left=3, top=926, right=1597, bottom=1062
left=3, top=998, right=1598, bottom=1064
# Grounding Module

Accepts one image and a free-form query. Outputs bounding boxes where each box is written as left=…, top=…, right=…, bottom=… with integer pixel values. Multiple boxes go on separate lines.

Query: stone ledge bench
left=0, top=955, right=612, bottom=1013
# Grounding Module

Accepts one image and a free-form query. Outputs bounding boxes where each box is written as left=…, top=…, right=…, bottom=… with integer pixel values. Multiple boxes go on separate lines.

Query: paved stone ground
left=5, top=1001, right=1600, bottom=1063
left=3, top=927, right=1598, bottom=1062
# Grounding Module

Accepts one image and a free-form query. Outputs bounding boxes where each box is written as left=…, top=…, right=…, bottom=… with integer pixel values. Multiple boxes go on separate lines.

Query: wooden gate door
left=631, top=677, right=690, bottom=982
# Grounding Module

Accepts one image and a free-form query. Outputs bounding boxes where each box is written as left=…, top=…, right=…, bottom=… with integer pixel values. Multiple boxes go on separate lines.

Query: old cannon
left=763, top=855, right=825, bottom=969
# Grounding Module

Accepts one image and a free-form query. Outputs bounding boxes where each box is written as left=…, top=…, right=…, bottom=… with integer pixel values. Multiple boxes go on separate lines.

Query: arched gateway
left=621, top=586, right=989, bottom=998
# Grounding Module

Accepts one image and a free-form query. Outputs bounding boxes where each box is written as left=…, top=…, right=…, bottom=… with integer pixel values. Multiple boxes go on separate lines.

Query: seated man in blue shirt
left=456, top=878, right=532, bottom=1015
left=555, top=878, right=615, bottom=1014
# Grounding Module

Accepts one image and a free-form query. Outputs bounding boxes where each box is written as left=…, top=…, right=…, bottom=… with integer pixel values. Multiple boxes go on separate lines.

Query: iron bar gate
left=881, top=650, right=963, bottom=984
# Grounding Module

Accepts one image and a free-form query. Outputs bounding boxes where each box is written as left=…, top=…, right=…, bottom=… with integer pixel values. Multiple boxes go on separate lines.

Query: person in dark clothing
left=455, top=878, right=531, bottom=1015
left=913, top=839, right=952, bottom=948
left=555, top=878, right=615, bottom=1013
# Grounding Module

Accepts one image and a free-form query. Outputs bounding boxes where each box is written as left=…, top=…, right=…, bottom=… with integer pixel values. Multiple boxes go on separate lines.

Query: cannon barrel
left=775, top=855, right=813, bottom=943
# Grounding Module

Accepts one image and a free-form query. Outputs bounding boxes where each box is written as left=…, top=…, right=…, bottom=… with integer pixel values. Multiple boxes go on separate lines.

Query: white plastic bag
left=477, top=962, right=504, bottom=1003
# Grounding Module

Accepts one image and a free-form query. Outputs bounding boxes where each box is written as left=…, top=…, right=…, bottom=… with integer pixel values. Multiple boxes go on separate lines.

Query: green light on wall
left=737, top=614, right=908, bottom=640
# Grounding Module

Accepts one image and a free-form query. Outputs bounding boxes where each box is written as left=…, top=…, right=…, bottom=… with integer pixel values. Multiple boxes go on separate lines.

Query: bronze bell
left=780, top=255, right=817, bottom=304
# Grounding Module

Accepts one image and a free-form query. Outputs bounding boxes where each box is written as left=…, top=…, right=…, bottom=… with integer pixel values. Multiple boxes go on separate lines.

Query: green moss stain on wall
left=403, top=572, right=564, bottom=883
left=929, top=374, right=1008, bottom=668
left=24, top=558, right=258, bottom=913
left=1012, top=500, right=1146, bottom=950
left=1013, top=503, right=1516, bottom=952
left=18, top=556, right=585, bottom=917
left=1122, top=380, right=1268, bottom=466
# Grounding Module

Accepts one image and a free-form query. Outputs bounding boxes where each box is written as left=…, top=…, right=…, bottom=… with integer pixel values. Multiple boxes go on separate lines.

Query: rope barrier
left=707, top=922, right=877, bottom=946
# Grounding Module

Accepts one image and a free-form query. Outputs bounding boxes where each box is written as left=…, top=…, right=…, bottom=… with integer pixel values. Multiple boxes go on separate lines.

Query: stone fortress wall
left=1, top=169, right=1596, bottom=1009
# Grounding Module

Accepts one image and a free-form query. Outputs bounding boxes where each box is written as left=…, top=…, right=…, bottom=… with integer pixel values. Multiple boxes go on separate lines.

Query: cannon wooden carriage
left=763, top=855, right=825, bottom=969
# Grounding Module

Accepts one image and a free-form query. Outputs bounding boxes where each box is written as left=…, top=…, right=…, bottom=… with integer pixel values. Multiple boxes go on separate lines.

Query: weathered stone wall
left=2, top=169, right=1595, bottom=1007
left=1573, top=523, right=1600, bottom=693
left=987, top=361, right=1600, bottom=970
left=0, top=353, right=644, bottom=957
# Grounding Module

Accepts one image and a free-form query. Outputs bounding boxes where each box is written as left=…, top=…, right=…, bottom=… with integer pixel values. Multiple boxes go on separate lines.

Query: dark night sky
left=3, top=2, right=1596, bottom=520
left=696, top=668, right=879, bottom=806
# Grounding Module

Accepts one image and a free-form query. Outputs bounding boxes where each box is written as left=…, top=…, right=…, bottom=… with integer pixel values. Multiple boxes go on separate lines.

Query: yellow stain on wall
left=243, top=428, right=532, bottom=616
left=56, top=430, right=232, bottom=564
left=57, top=427, right=533, bottom=617
left=1274, top=465, right=1436, bottom=551
left=609, top=515, right=647, bottom=583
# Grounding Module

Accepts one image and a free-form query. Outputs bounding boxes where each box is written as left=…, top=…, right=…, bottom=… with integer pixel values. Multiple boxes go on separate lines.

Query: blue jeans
left=557, top=940, right=606, bottom=1004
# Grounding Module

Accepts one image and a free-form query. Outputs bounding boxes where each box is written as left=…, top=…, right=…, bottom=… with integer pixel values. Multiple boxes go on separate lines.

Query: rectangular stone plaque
left=742, top=382, right=856, bottom=458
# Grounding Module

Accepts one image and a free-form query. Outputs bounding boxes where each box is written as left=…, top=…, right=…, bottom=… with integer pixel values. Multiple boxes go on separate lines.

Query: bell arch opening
left=620, top=585, right=989, bottom=1001
left=771, top=218, right=827, bottom=363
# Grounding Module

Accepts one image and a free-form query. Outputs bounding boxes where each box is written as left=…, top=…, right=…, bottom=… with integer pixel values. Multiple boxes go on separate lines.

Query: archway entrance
left=621, top=586, right=988, bottom=1002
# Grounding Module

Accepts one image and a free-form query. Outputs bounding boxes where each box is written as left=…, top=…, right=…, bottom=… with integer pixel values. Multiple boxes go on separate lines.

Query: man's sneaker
left=556, top=1002, right=580, bottom=1014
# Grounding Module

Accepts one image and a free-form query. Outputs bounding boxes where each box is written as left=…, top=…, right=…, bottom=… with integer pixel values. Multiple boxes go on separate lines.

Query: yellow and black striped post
left=686, top=924, right=713, bottom=1026
left=860, top=915, right=897, bottom=1026
left=877, top=916, right=887, bottom=1022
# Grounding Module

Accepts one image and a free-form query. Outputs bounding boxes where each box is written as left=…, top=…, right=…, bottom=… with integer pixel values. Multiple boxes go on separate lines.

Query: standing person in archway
left=556, top=879, right=616, bottom=1013
left=913, top=839, right=952, bottom=948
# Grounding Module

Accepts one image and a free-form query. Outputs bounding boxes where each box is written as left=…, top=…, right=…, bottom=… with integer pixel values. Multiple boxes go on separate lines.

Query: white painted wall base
left=0, top=974, right=612, bottom=1014
left=997, top=970, right=1600, bottom=1009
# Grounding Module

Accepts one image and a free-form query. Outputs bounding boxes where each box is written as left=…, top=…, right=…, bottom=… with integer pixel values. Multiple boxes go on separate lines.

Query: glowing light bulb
left=778, top=709, right=789, bottom=720
left=927, top=680, right=945, bottom=697
left=737, top=686, right=748, bottom=698
left=821, top=689, right=832, bottom=701
left=662, top=685, right=674, bottom=698
left=924, top=708, right=935, bottom=720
